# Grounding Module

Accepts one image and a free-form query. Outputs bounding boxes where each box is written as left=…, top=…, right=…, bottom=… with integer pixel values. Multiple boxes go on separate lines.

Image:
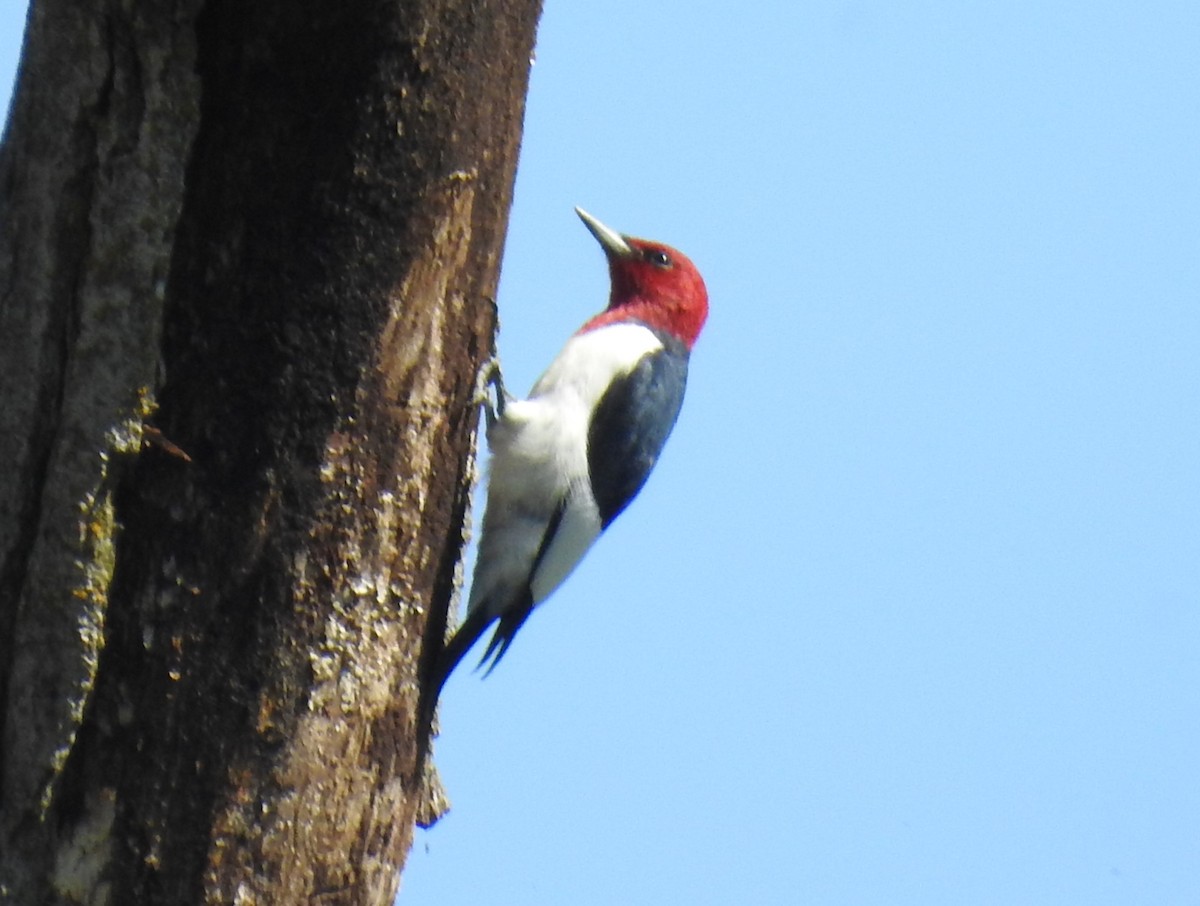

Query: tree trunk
left=0, top=0, right=541, bottom=902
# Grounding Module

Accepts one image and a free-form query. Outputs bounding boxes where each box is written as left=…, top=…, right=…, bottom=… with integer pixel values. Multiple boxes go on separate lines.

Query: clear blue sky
left=4, top=3, right=1198, bottom=904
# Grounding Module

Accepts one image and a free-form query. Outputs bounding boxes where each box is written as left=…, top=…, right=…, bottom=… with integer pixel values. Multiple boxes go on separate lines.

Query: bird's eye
left=644, top=249, right=672, bottom=269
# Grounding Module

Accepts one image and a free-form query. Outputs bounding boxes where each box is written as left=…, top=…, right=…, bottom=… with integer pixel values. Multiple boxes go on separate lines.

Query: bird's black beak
left=575, top=207, right=636, bottom=260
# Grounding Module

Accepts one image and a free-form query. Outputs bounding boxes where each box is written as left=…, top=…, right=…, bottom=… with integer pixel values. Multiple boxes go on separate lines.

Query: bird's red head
left=576, top=208, right=709, bottom=350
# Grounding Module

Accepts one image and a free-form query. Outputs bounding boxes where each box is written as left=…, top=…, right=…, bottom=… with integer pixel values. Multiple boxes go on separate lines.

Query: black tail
left=420, top=590, right=535, bottom=721
left=425, top=605, right=496, bottom=714
left=476, top=595, right=534, bottom=678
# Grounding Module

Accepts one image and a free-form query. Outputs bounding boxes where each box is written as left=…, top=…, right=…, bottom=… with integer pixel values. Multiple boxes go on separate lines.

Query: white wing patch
left=529, top=481, right=603, bottom=603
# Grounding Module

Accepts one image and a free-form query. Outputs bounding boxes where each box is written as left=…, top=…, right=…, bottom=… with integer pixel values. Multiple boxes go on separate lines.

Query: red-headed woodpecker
left=428, top=208, right=708, bottom=702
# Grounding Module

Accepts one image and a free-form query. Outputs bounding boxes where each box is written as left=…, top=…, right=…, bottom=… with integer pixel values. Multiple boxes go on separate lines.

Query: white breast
left=529, top=322, right=664, bottom=407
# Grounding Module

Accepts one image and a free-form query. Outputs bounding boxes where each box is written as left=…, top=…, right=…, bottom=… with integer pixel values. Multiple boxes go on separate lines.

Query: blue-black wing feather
left=587, top=334, right=689, bottom=528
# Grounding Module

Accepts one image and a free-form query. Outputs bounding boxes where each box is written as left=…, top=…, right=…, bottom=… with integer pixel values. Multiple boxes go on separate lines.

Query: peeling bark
left=0, top=0, right=542, bottom=903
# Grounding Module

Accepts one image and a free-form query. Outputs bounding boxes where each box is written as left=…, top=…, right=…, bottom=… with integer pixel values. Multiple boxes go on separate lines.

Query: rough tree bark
left=0, top=0, right=542, bottom=902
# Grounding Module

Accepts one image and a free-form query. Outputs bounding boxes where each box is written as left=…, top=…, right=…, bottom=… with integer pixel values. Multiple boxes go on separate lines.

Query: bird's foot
left=474, top=357, right=511, bottom=429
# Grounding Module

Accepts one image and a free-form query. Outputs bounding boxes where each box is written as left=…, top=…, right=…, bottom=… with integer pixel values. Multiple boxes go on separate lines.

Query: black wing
left=587, top=337, right=690, bottom=529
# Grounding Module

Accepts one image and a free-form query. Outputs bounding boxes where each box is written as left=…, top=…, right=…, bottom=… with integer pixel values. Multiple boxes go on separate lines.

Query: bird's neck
left=581, top=297, right=706, bottom=350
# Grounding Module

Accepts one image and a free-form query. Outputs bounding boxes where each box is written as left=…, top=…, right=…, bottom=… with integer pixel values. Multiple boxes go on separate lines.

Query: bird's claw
left=474, top=357, right=511, bottom=429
